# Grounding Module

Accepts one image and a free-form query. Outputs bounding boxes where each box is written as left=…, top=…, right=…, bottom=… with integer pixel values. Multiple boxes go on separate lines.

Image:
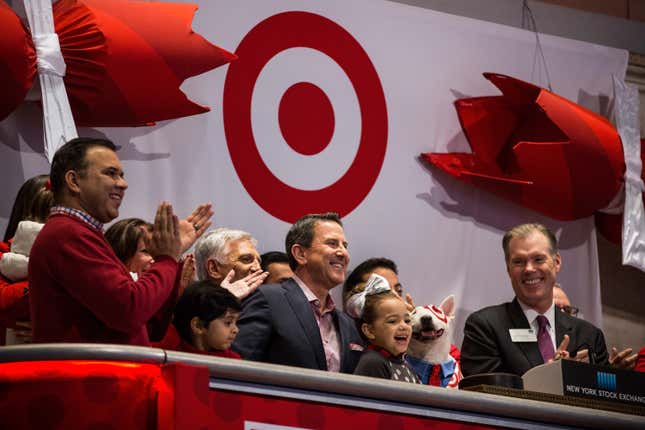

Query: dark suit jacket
left=232, top=278, right=364, bottom=373
left=461, top=298, right=609, bottom=376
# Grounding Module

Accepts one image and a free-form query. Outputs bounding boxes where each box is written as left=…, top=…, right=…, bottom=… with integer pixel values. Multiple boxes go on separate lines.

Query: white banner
left=0, top=0, right=627, bottom=347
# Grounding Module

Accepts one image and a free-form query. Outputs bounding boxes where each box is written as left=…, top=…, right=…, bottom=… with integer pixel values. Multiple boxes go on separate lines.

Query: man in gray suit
left=233, top=213, right=364, bottom=373
left=461, top=223, right=636, bottom=376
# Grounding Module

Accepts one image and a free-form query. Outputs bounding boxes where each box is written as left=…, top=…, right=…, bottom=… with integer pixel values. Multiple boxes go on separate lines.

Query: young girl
left=347, top=274, right=420, bottom=383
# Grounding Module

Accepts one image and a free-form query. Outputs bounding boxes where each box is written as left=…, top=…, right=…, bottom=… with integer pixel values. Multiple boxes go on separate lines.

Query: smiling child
left=347, top=274, right=419, bottom=383
left=171, top=280, right=241, bottom=358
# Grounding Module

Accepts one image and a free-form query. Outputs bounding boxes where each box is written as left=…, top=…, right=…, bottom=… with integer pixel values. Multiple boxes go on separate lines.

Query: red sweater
left=29, top=213, right=179, bottom=345
left=177, top=340, right=241, bottom=359
left=636, top=346, right=645, bottom=373
left=154, top=325, right=241, bottom=358
left=0, top=240, right=30, bottom=345
left=0, top=238, right=30, bottom=326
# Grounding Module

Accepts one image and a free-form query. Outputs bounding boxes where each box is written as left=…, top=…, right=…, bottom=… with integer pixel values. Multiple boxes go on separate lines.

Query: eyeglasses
left=558, top=305, right=579, bottom=317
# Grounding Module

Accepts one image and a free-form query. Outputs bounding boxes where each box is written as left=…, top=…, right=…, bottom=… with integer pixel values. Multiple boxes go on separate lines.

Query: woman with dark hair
left=0, top=174, right=53, bottom=344
left=105, top=218, right=155, bottom=280
left=105, top=218, right=196, bottom=341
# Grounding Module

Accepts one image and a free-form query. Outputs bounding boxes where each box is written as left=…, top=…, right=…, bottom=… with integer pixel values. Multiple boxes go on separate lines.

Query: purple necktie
left=536, top=315, right=555, bottom=362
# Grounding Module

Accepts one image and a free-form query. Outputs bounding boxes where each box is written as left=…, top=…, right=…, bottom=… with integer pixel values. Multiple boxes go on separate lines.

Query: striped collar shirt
left=50, top=205, right=104, bottom=232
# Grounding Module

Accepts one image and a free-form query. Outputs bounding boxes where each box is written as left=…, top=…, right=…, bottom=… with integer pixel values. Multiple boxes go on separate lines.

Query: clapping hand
left=178, top=203, right=214, bottom=252
left=609, top=347, right=638, bottom=370
left=550, top=335, right=590, bottom=363
left=220, top=269, right=269, bottom=299
left=179, top=254, right=196, bottom=295
left=147, top=202, right=181, bottom=261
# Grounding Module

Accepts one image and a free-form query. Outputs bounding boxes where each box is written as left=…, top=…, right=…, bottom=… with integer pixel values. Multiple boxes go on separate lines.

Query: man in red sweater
left=29, top=137, right=212, bottom=345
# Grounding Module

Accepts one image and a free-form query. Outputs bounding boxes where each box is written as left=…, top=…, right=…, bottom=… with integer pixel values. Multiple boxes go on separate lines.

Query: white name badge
left=509, top=328, right=537, bottom=342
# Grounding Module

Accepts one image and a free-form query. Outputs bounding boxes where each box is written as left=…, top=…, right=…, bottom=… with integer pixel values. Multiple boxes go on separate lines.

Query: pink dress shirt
left=293, top=275, right=341, bottom=372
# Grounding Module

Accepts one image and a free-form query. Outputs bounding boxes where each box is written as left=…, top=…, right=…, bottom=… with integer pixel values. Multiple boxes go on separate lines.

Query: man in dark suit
left=233, top=213, right=364, bottom=373
left=461, top=223, right=636, bottom=376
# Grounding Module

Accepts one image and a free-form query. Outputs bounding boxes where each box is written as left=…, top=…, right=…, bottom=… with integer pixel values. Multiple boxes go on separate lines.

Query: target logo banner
left=72, top=0, right=626, bottom=345
left=223, top=11, right=388, bottom=223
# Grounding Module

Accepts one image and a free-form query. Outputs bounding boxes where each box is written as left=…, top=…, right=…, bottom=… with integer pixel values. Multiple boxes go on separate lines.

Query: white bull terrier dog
left=406, top=295, right=463, bottom=388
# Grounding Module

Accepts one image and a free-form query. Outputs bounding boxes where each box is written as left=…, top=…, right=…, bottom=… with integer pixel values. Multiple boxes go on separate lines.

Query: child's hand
left=221, top=269, right=268, bottom=299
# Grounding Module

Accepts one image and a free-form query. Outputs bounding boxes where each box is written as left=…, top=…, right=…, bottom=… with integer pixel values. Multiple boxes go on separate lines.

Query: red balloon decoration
left=0, top=0, right=236, bottom=126
left=0, top=0, right=36, bottom=121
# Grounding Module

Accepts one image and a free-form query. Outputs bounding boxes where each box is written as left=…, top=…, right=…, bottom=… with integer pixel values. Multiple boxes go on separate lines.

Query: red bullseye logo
left=279, top=82, right=334, bottom=156
left=223, top=11, right=388, bottom=223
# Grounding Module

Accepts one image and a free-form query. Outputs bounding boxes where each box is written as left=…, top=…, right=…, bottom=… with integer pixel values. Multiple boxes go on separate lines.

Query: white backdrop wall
left=0, top=0, right=627, bottom=347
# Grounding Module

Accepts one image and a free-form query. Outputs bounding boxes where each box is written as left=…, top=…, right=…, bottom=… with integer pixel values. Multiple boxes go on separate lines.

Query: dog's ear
left=440, top=294, right=456, bottom=318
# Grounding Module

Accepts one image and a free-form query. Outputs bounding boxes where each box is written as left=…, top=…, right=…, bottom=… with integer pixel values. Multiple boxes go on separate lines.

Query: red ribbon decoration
left=0, top=0, right=236, bottom=126
left=422, top=73, right=626, bottom=223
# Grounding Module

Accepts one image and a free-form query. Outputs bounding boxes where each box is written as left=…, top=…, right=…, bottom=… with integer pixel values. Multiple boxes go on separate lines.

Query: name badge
left=509, top=328, right=537, bottom=342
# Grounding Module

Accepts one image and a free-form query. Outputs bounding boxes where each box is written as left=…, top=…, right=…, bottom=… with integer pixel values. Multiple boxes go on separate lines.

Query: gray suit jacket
left=461, top=298, right=609, bottom=376
left=232, top=278, right=364, bottom=373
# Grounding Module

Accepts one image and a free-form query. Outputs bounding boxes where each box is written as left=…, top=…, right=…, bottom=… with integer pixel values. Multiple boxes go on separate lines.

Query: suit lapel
left=555, top=309, right=574, bottom=351
left=333, top=310, right=351, bottom=372
left=508, top=299, right=544, bottom=368
left=282, top=279, right=327, bottom=370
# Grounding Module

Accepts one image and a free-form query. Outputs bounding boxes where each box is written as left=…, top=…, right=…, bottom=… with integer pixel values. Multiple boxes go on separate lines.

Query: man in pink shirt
left=233, top=213, right=364, bottom=373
